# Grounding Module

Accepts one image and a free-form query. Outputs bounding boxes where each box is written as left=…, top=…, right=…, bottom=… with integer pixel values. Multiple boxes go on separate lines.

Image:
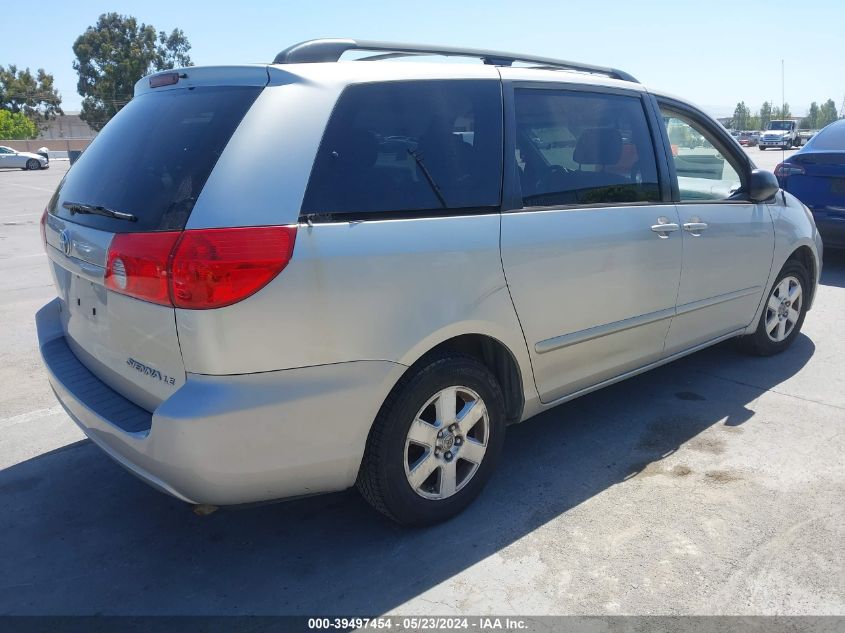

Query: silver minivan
left=37, top=40, right=823, bottom=525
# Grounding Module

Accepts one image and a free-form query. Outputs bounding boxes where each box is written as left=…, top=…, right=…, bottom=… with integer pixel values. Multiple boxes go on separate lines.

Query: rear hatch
left=42, top=70, right=265, bottom=411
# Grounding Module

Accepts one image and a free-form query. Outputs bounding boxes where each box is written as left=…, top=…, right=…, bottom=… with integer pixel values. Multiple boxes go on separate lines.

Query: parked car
left=776, top=119, right=845, bottom=249
left=798, top=129, right=817, bottom=145
left=36, top=40, right=823, bottom=526
left=738, top=131, right=759, bottom=146
left=0, top=145, right=49, bottom=170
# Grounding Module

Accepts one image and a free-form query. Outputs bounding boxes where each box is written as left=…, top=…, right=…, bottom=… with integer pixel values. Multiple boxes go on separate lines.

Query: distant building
left=38, top=112, right=96, bottom=140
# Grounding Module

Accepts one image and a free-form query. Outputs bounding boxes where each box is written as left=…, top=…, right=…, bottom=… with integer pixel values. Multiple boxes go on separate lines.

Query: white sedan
left=0, top=146, right=49, bottom=170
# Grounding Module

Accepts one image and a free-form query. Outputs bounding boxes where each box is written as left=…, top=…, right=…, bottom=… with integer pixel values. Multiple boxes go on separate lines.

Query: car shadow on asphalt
left=0, top=326, right=819, bottom=615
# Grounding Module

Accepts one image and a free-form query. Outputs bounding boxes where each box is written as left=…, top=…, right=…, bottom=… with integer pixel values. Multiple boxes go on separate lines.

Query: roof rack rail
left=272, top=39, right=639, bottom=83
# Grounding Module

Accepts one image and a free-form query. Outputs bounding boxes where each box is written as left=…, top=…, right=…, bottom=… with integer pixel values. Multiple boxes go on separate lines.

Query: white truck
left=759, top=120, right=801, bottom=150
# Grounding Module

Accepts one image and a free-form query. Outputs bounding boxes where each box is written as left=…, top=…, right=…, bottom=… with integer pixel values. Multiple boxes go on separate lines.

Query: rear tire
left=759, top=146, right=766, bottom=151
left=25, top=159, right=40, bottom=170
left=738, top=260, right=809, bottom=356
left=357, top=353, right=506, bottom=526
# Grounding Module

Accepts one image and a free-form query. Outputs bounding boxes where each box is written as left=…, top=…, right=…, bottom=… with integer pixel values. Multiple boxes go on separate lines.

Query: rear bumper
left=36, top=299, right=406, bottom=505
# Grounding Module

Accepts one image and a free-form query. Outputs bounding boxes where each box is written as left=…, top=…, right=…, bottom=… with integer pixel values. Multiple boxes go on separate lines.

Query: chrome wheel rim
left=765, top=275, right=802, bottom=343
left=403, top=386, right=489, bottom=500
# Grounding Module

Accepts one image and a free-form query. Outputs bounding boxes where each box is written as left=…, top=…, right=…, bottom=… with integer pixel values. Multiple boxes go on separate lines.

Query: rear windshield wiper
left=62, top=201, right=138, bottom=222
left=407, top=148, right=447, bottom=209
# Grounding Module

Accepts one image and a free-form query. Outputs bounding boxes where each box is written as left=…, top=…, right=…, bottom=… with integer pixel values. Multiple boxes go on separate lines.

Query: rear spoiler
left=135, top=65, right=271, bottom=97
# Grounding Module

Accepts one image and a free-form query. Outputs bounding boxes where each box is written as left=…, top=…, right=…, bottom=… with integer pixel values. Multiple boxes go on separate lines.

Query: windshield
left=48, top=85, right=261, bottom=233
left=767, top=121, right=793, bottom=131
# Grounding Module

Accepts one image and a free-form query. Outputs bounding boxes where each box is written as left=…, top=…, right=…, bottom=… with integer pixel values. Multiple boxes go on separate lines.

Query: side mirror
left=748, top=168, right=779, bottom=202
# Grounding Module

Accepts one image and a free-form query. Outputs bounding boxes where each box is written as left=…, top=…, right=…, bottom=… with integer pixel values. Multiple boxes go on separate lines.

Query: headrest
left=573, top=128, right=623, bottom=166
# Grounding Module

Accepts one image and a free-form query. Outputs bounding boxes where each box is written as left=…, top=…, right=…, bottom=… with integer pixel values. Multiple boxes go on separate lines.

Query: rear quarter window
left=301, top=80, right=503, bottom=218
left=49, top=86, right=262, bottom=233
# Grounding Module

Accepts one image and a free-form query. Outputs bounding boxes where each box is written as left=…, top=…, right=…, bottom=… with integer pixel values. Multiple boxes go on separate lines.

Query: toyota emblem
left=59, top=229, right=72, bottom=256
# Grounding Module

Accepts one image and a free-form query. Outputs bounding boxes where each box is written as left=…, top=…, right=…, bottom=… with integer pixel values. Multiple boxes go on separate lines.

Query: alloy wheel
left=403, top=386, right=489, bottom=500
left=765, top=275, right=803, bottom=343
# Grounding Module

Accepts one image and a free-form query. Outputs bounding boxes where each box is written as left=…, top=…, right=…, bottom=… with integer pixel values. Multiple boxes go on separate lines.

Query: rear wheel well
left=787, top=246, right=816, bottom=305
left=413, top=335, right=524, bottom=424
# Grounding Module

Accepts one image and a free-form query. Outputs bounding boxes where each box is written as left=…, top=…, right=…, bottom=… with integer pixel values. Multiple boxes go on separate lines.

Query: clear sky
left=2, top=0, right=843, bottom=118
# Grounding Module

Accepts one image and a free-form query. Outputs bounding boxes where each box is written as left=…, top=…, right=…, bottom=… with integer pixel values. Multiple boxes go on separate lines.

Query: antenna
left=781, top=60, right=786, bottom=157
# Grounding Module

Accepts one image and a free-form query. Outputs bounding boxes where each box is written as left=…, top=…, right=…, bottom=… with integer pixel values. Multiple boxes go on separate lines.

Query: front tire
left=759, top=146, right=766, bottom=151
left=357, top=353, right=506, bottom=526
left=25, top=159, right=40, bottom=170
left=739, top=261, right=809, bottom=356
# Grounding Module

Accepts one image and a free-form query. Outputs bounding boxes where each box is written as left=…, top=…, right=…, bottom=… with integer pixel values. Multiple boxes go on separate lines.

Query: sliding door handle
left=651, top=217, right=680, bottom=238
left=683, top=221, right=709, bottom=235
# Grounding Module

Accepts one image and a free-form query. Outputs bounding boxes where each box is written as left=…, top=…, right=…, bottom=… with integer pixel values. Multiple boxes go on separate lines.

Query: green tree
left=759, top=101, right=773, bottom=128
left=772, top=103, right=792, bottom=119
left=0, top=109, right=38, bottom=139
left=802, top=102, right=820, bottom=129
left=72, top=12, right=192, bottom=131
left=732, top=101, right=751, bottom=129
left=0, top=65, right=63, bottom=124
left=818, top=99, right=838, bottom=128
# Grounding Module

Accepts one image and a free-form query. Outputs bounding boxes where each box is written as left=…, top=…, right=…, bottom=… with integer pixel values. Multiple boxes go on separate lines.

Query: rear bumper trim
left=41, top=336, right=152, bottom=435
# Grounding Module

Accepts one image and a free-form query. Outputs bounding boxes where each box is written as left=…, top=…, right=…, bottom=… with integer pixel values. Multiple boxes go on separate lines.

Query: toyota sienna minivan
left=37, top=39, right=823, bottom=525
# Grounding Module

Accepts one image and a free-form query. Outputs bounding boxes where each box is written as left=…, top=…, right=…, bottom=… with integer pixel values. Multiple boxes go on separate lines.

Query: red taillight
left=105, top=232, right=181, bottom=305
left=170, top=226, right=296, bottom=309
left=774, top=162, right=805, bottom=178
left=104, top=226, right=297, bottom=309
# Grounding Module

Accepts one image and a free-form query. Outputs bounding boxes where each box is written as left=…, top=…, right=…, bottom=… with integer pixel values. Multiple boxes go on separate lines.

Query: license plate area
left=70, top=274, right=106, bottom=320
left=65, top=273, right=110, bottom=359
left=68, top=273, right=109, bottom=325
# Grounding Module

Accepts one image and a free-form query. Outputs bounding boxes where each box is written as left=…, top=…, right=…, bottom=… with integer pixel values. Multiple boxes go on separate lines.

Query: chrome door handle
left=683, top=221, right=708, bottom=235
left=651, top=217, right=680, bottom=238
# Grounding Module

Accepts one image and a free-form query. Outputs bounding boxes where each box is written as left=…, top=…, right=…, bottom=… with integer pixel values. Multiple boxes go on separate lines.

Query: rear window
left=49, top=86, right=261, bottom=233
left=301, top=80, right=503, bottom=217
left=807, top=122, right=845, bottom=151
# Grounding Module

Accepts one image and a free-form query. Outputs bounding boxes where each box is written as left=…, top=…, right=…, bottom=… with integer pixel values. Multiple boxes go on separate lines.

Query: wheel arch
left=395, top=327, right=532, bottom=425
left=745, top=237, right=820, bottom=336
left=786, top=244, right=817, bottom=308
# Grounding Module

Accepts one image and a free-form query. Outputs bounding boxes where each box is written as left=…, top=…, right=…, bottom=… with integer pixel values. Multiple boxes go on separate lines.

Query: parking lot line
left=0, top=181, right=56, bottom=193
left=0, top=405, right=64, bottom=431
left=1, top=212, right=43, bottom=219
